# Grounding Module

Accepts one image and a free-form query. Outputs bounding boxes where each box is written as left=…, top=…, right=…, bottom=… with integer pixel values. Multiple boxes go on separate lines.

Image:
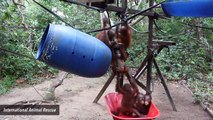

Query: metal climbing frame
left=63, top=0, right=177, bottom=111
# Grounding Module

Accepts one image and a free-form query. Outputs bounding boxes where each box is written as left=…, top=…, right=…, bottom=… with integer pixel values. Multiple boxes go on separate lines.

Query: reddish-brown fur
left=96, top=16, right=144, bottom=117
left=116, top=83, right=143, bottom=117
left=134, top=93, right=151, bottom=116
left=96, top=17, right=132, bottom=74
left=115, top=23, right=132, bottom=49
left=96, top=23, right=132, bottom=50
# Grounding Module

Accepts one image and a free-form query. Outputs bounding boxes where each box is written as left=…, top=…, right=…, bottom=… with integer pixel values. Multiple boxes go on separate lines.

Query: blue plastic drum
left=36, top=24, right=112, bottom=77
left=162, top=0, right=213, bottom=17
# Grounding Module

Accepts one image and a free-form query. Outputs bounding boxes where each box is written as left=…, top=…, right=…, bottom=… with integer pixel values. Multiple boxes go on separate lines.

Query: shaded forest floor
left=0, top=75, right=212, bottom=120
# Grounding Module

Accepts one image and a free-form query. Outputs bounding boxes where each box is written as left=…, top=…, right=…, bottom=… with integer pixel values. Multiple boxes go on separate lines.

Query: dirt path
left=0, top=75, right=211, bottom=120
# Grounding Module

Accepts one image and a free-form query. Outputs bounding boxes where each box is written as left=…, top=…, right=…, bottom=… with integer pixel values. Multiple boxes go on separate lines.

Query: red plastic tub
left=104, top=93, right=160, bottom=120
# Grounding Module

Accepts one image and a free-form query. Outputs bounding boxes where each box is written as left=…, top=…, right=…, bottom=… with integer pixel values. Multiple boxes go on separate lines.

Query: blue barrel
left=162, top=0, right=213, bottom=17
left=36, top=24, right=112, bottom=77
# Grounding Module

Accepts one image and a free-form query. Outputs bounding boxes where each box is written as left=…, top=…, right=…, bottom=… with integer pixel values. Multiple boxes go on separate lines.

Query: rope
left=87, top=22, right=119, bottom=33
left=0, top=47, right=35, bottom=60
left=87, top=1, right=164, bottom=33
left=32, top=84, right=45, bottom=100
left=180, top=21, right=213, bottom=31
left=125, top=1, right=165, bottom=21
left=31, top=0, right=73, bottom=27
left=31, top=0, right=108, bottom=34
left=31, top=0, right=213, bottom=34
left=153, top=19, right=165, bottom=34
left=30, top=0, right=164, bottom=34
left=154, top=19, right=213, bottom=36
left=129, top=26, right=149, bottom=34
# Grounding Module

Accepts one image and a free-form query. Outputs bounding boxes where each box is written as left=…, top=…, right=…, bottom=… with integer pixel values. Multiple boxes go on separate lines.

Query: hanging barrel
left=162, top=0, right=213, bottom=17
left=36, top=24, right=112, bottom=78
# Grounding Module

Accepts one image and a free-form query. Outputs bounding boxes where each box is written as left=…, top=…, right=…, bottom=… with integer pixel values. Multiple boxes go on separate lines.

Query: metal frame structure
left=62, top=0, right=177, bottom=111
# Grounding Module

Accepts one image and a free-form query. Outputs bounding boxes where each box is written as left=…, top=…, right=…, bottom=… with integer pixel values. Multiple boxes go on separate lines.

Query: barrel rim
left=35, top=24, right=52, bottom=60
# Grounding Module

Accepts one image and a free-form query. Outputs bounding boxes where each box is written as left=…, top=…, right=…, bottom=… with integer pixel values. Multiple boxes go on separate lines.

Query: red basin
left=104, top=93, right=160, bottom=120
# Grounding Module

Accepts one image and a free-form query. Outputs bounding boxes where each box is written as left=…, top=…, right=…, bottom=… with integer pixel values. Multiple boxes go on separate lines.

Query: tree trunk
left=44, top=71, right=69, bottom=100
left=193, top=18, right=203, bottom=41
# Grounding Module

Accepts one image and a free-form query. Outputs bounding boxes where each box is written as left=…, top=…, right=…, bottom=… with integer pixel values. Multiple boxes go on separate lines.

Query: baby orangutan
left=113, top=75, right=146, bottom=117
left=134, top=93, right=152, bottom=116
left=115, top=81, right=144, bottom=117
left=96, top=15, right=132, bottom=74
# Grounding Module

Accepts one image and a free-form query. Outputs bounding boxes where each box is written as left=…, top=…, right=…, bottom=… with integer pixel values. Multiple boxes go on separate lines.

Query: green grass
left=188, top=76, right=213, bottom=105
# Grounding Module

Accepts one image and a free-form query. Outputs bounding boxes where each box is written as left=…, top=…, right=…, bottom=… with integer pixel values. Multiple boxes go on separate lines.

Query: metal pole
left=146, top=0, right=154, bottom=93
left=153, top=58, right=177, bottom=111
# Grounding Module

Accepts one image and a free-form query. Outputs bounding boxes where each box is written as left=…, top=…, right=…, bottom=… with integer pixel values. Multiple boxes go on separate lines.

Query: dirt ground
left=0, top=75, right=212, bottom=120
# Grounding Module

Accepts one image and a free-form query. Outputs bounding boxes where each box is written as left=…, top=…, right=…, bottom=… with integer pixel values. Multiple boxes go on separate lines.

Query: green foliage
left=0, top=0, right=59, bottom=93
left=189, top=77, right=213, bottom=104
left=123, top=2, right=212, bottom=104
left=127, top=16, right=212, bottom=104
left=161, top=18, right=212, bottom=104
left=154, top=17, right=212, bottom=79
left=0, top=0, right=102, bottom=94
left=0, top=75, right=16, bottom=94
